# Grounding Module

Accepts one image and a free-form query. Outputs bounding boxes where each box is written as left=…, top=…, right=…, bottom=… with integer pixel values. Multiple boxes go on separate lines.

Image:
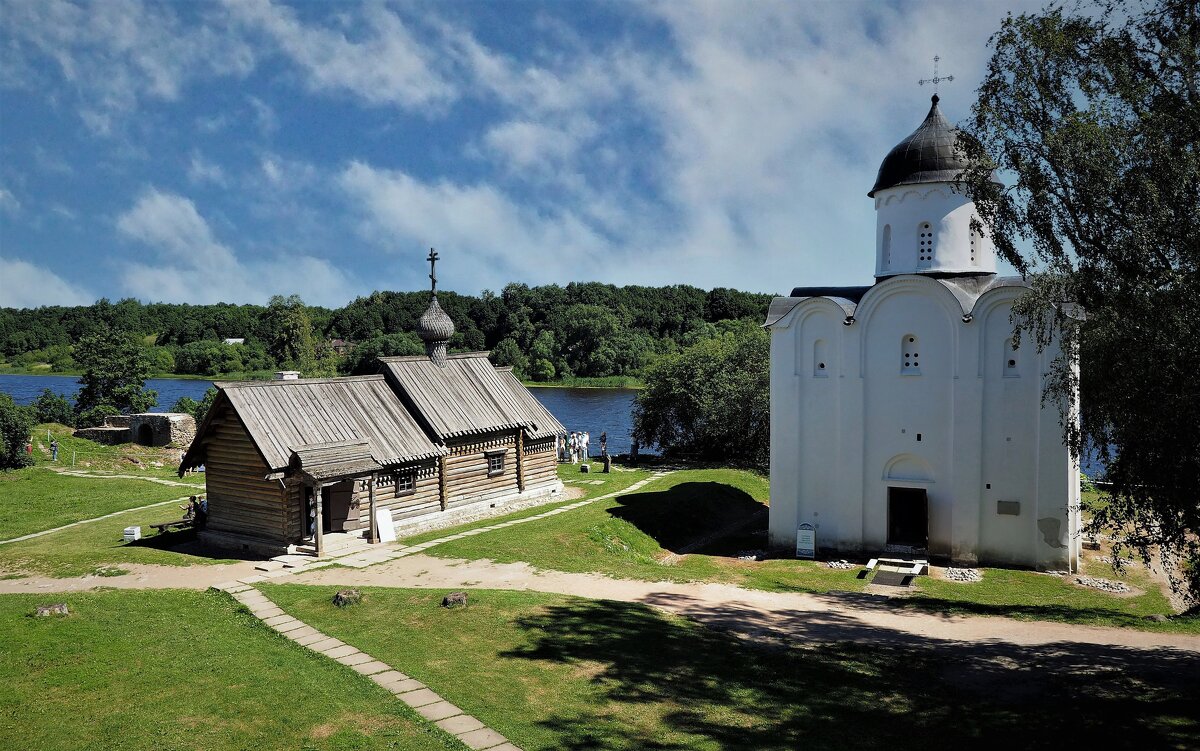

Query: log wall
left=202, top=403, right=286, bottom=543
left=443, top=431, right=521, bottom=508
left=350, top=460, right=441, bottom=525
left=522, top=437, right=559, bottom=489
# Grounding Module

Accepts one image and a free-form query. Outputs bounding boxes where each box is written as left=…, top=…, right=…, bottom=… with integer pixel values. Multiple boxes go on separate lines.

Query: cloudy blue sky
left=0, top=0, right=1037, bottom=309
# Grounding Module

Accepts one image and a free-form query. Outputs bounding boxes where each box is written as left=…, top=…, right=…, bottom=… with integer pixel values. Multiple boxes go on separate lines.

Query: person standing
left=50, top=438, right=59, bottom=462
left=569, top=432, right=578, bottom=464
left=582, top=431, right=590, bottom=460
left=599, top=431, right=608, bottom=456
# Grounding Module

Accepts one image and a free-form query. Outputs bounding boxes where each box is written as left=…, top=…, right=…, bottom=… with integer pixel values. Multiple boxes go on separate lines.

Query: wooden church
left=179, top=252, right=565, bottom=556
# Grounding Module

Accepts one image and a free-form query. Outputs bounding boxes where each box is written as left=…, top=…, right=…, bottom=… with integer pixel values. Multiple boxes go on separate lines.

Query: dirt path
left=49, top=467, right=202, bottom=488
left=0, top=561, right=262, bottom=593
left=290, top=554, right=1200, bottom=653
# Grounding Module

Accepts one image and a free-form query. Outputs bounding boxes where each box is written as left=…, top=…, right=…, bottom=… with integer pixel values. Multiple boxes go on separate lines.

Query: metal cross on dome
left=427, top=248, right=439, bottom=296
left=918, top=55, right=954, bottom=93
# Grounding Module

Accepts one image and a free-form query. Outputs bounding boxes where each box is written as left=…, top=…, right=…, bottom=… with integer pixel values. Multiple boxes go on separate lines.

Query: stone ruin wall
left=74, top=413, right=197, bottom=448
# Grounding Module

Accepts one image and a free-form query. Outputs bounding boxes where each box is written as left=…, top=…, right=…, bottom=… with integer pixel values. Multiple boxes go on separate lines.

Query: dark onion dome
left=416, top=296, right=455, bottom=344
left=868, top=94, right=999, bottom=197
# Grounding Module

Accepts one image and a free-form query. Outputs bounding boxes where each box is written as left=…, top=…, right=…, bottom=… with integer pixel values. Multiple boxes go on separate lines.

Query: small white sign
left=374, top=508, right=396, bottom=543
left=796, top=523, right=816, bottom=559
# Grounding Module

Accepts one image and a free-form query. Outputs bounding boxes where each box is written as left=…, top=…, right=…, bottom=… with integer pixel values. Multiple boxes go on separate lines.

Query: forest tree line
left=0, top=282, right=773, bottom=383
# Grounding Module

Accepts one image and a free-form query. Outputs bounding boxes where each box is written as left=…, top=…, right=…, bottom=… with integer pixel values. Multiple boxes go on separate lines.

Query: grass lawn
left=398, top=464, right=657, bottom=547
left=0, top=467, right=193, bottom=541
left=906, top=555, right=1200, bottom=634
left=263, top=584, right=1200, bottom=751
left=29, top=423, right=207, bottom=485
left=0, top=502, right=244, bottom=578
left=408, top=467, right=1195, bottom=631
left=0, top=589, right=463, bottom=751
left=411, top=467, right=866, bottom=593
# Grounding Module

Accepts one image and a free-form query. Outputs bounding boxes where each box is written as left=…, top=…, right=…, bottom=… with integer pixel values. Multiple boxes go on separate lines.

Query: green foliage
left=175, top=339, right=244, bottom=376
left=262, top=294, right=315, bottom=370
left=193, top=387, right=218, bottom=425
left=0, top=394, right=34, bottom=470
left=342, top=332, right=424, bottom=375
left=489, top=337, right=528, bottom=377
left=960, top=0, right=1200, bottom=596
left=73, top=325, right=157, bottom=415
left=170, top=388, right=218, bottom=425
left=4, top=283, right=774, bottom=382
left=32, top=388, right=74, bottom=426
left=170, top=396, right=199, bottom=417
left=634, top=321, right=769, bottom=468
left=76, top=404, right=119, bottom=429
left=145, top=345, right=175, bottom=374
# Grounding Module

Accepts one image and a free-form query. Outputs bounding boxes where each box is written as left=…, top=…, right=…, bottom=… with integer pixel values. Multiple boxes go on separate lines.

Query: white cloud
left=115, top=188, right=359, bottom=306
left=339, top=161, right=615, bottom=292
left=0, top=257, right=93, bottom=308
left=247, top=95, right=278, bottom=135
left=187, top=153, right=226, bottom=186
left=2, top=0, right=254, bottom=134
left=224, top=0, right=454, bottom=109
left=0, top=187, right=19, bottom=215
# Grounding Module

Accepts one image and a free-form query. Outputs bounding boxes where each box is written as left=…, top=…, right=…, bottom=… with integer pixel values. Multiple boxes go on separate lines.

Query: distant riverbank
left=0, top=364, right=643, bottom=389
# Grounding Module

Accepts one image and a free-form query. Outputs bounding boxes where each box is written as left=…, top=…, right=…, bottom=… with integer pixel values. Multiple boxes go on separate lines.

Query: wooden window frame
left=485, top=449, right=506, bottom=477
left=395, top=471, right=416, bottom=496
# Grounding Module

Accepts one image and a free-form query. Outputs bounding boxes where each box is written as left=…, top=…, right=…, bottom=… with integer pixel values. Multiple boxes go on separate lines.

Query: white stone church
left=765, top=95, right=1081, bottom=571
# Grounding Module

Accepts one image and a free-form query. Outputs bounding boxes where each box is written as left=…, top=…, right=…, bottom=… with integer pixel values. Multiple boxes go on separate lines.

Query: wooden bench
left=148, top=518, right=194, bottom=535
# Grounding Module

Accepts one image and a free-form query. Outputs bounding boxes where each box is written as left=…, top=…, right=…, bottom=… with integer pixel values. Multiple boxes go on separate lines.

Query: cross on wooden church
left=427, top=248, right=439, bottom=296
left=918, top=55, right=954, bottom=92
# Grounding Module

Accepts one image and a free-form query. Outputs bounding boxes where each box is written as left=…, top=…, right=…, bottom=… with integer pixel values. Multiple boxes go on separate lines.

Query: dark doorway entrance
left=321, top=480, right=358, bottom=533
left=136, top=424, right=154, bottom=446
left=887, top=487, right=928, bottom=548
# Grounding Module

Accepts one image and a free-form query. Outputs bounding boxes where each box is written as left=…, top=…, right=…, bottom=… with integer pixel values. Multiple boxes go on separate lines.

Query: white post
left=314, top=483, right=325, bottom=558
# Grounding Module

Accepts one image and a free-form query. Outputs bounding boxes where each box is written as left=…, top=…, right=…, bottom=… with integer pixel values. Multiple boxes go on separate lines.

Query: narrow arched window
left=1003, top=337, right=1019, bottom=377
left=882, top=224, right=892, bottom=270
left=813, top=339, right=828, bottom=377
left=917, top=222, right=933, bottom=265
left=902, top=334, right=920, bottom=374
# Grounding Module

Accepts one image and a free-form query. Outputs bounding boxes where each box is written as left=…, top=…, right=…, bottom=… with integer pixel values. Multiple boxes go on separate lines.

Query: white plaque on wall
left=375, top=508, right=397, bottom=543
left=796, top=523, right=816, bottom=559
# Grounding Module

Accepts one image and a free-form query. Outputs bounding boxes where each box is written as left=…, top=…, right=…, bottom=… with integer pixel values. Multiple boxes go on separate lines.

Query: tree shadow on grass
left=898, top=594, right=1199, bottom=631
left=501, top=597, right=1200, bottom=751
left=607, top=482, right=766, bottom=554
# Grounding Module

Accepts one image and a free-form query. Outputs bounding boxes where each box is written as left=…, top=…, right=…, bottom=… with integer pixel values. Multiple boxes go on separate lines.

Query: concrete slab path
left=225, top=585, right=522, bottom=751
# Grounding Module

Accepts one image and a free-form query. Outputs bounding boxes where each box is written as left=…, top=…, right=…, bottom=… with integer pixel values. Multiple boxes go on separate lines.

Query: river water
left=0, top=374, right=645, bottom=457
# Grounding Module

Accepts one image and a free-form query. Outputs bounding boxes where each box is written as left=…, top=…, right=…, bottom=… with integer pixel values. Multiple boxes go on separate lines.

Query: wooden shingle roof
left=184, top=375, right=445, bottom=473
left=290, top=440, right=382, bottom=482
left=380, top=352, right=563, bottom=441
left=493, top=368, right=565, bottom=440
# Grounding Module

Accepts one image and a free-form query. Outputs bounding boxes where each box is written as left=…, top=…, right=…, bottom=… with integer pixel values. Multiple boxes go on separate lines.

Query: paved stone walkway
left=223, top=584, right=519, bottom=750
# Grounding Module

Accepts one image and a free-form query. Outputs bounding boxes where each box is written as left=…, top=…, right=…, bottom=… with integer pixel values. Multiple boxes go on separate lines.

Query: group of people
left=559, top=430, right=607, bottom=463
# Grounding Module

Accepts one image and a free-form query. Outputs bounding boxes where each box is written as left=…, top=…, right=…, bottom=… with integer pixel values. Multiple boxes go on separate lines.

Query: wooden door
left=887, top=487, right=928, bottom=548
left=322, top=481, right=356, bottom=532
